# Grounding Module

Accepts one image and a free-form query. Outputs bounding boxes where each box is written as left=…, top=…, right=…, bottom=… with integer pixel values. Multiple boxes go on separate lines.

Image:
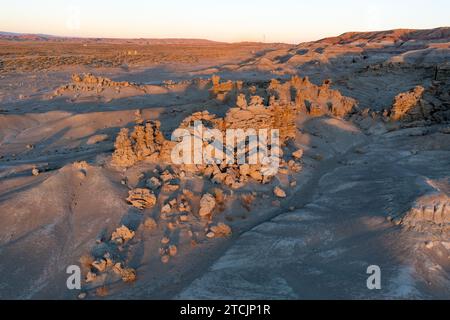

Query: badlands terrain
left=0, top=27, right=449, bottom=299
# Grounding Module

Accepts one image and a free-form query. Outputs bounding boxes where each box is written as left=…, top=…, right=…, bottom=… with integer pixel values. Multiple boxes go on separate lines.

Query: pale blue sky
left=1, top=0, right=448, bottom=43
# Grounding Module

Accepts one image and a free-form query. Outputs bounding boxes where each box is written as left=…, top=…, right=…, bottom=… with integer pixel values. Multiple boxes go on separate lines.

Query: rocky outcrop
left=111, top=225, right=135, bottom=243
left=112, top=263, right=137, bottom=283
left=266, top=76, right=358, bottom=118
left=210, top=75, right=243, bottom=102
left=131, top=121, right=165, bottom=161
left=388, top=82, right=450, bottom=124
left=398, top=192, right=449, bottom=235
left=435, top=62, right=450, bottom=82
left=170, top=104, right=301, bottom=187
left=208, top=223, right=232, bottom=238
left=111, top=77, right=322, bottom=187
left=112, top=120, right=165, bottom=167
left=111, top=128, right=138, bottom=167
left=293, top=76, right=357, bottom=117
left=225, top=95, right=298, bottom=143
left=389, top=86, right=425, bottom=121
left=53, top=73, right=142, bottom=96
left=178, top=110, right=225, bottom=131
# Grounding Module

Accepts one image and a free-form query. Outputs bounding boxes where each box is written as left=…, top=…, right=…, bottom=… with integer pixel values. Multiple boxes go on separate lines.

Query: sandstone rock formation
left=53, top=73, right=142, bottom=96
left=266, top=76, right=358, bottom=118
left=294, top=77, right=357, bottom=117
left=178, top=110, right=225, bottom=131
left=111, top=225, right=135, bottom=243
left=390, top=86, right=425, bottom=121
left=388, top=82, right=450, bottom=124
left=126, top=188, right=157, bottom=210
left=112, top=263, right=137, bottom=283
left=112, top=120, right=165, bottom=167
left=111, top=128, right=137, bottom=167
left=210, top=75, right=242, bottom=102
left=110, top=76, right=356, bottom=192
left=199, top=193, right=216, bottom=217
left=224, top=94, right=297, bottom=143
left=131, top=121, right=165, bottom=161
left=398, top=192, right=449, bottom=235
left=209, top=223, right=232, bottom=238
left=110, top=75, right=356, bottom=183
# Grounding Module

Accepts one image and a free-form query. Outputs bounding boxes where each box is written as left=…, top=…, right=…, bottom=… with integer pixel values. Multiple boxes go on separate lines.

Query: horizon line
left=1, top=26, right=448, bottom=45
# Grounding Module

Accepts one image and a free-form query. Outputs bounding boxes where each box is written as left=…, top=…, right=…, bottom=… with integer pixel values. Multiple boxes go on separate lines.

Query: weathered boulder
left=111, top=225, right=135, bottom=243
left=209, top=223, right=232, bottom=238
left=126, top=188, right=157, bottom=210
left=199, top=193, right=216, bottom=217
left=273, top=186, right=287, bottom=198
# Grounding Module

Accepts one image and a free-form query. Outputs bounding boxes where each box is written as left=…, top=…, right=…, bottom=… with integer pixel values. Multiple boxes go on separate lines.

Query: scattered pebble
left=161, top=255, right=170, bottom=264
left=77, top=292, right=87, bottom=300
left=273, top=186, right=287, bottom=198
left=292, top=149, right=304, bottom=159
left=169, top=245, right=178, bottom=257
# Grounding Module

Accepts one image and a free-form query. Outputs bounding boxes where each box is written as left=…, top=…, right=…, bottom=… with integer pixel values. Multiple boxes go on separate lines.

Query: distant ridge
left=0, top=31, right=57, bottom=41
left=0, top=31, right=224, bottom=45
left=314, top=27, right=450, bottom=45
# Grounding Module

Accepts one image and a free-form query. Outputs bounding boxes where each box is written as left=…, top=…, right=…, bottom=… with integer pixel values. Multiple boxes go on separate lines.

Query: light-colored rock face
left=390, top=86, right=425, bottom=121
left=290, top=76, right=357, bottom=118
left=388, top=82, right=450, bottom=124
left=209, top=75, right=358, bottom=121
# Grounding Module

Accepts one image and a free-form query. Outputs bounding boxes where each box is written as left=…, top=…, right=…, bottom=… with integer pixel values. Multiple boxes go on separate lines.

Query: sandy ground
left=0, top=28, right=449, bottom=299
